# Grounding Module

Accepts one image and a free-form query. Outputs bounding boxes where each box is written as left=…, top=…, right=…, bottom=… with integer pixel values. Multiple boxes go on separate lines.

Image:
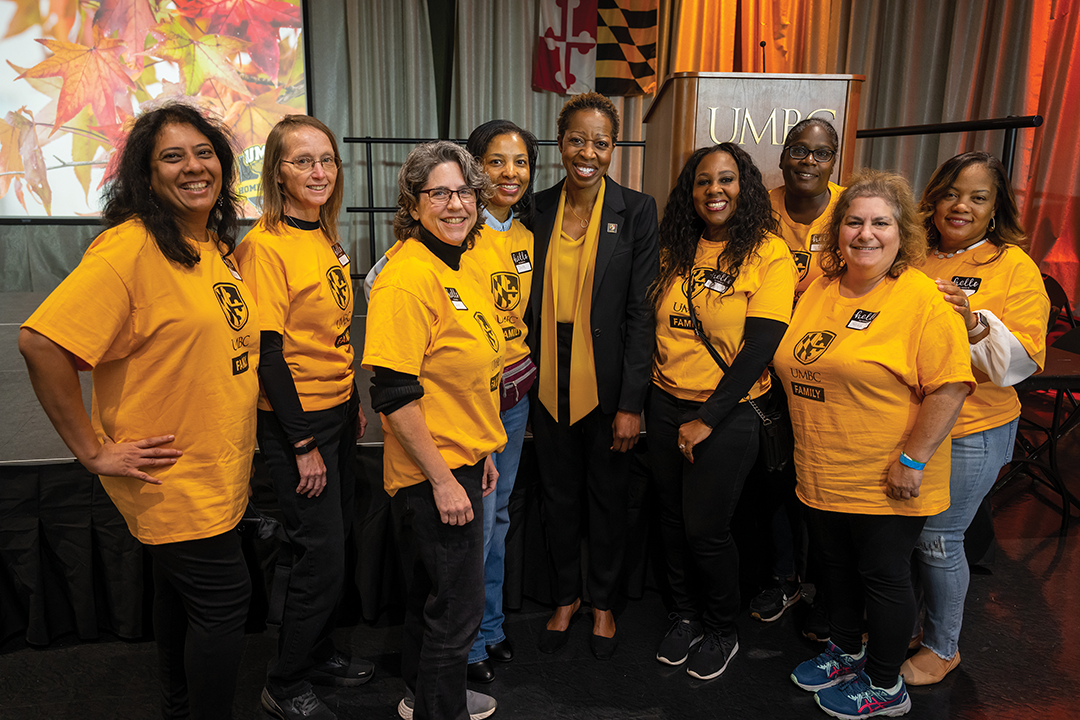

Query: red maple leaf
left=173, top=0, right=301, bottom=82
left=16, top=30, right=138, bottom=134
left=95, top=0, right=162, bottom=64
left=155, top=17, right=252, bottom=97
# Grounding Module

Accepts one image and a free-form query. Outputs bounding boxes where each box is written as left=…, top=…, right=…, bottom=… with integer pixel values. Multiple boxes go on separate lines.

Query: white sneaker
left=398, top=688, right=497, bottom=720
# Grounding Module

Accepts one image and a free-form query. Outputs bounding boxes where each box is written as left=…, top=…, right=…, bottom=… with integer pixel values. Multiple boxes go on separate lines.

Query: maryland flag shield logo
left=794, top=331, right=836, bottom=365
left=792, top=251, right=811, bottom=281
left=213, top=283, right=249, bottom=331
left=681, top=267, right=711, bottom=300
left=491, top=272, right=520, bottom=311
left=326, top=266, right=351, bottom=310
left=474, top=312, right=500, bottom=352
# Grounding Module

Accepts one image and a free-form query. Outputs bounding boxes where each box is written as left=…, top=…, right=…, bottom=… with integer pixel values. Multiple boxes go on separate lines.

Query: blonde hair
left=820, top=169, right=927, bottom=280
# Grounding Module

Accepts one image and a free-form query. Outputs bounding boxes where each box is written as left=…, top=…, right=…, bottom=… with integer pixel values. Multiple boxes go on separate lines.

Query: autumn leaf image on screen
left=0, top=0, right=307, bottom=217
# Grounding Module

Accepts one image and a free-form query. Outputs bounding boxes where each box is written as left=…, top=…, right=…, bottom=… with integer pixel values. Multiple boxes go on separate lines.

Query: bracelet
left=899, top=451, right=926, bottom=471
left=293, top=437, right=318, bottom=456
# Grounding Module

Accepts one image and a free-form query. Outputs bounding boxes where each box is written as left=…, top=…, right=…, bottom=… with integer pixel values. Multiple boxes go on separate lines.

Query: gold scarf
left=539, top=180, right=605, bottom=423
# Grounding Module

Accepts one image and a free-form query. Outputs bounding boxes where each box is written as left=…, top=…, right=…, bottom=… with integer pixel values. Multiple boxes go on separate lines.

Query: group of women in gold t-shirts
left=21, top=92, right=1049, bottom=720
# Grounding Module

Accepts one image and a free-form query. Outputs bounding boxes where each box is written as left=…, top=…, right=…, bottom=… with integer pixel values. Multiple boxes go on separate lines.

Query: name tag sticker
left=952, top=276, right=981, bottom=296
left=445, top=287, right=468, bottom=310
left=221, top=256, right=242, bottom=281
left=846, top=309, right=879, bottom=331
left=704, top=269, right=734, bottom=294
left=331, top=243, right=350, bottom=266
left=511, top=250, right=532, bottom=273
left=809, top=234, right=827, bottom=252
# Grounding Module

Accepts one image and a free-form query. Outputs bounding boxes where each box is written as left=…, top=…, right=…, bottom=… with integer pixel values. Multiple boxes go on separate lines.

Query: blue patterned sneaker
left=815, top=670, right=911, bottom=719
left=791, top=641, right=866, bottom=691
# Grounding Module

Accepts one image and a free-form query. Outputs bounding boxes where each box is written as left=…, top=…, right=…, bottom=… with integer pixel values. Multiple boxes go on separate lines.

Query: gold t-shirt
left=769, top=182, right=843, bottom=301
left=362, top=239, right=507, bottom=494
left=234, top=219, right=355, bottom=411
left=918, top=242, right=1049, bottom=437
left=774, top=269, right=975, bottom=516
left=653, top=233, right=796, bottom=401
left=24, top=219, right=260, bottom=543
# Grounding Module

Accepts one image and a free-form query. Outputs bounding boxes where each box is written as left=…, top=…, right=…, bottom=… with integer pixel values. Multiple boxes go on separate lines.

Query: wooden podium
left=642, top=72, right=865, bottom=208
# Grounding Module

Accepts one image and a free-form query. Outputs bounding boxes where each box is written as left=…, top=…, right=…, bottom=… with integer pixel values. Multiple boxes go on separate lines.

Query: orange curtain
left=1022, top=0, right=1080, bottom=301
left=667, top=0, right=841, bottom=74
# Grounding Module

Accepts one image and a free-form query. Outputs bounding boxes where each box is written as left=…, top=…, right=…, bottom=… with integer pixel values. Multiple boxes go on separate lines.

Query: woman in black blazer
left=527, top=92, right=659, bottom=660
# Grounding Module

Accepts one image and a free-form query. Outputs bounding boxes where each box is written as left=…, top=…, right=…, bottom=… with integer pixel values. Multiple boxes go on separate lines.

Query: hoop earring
left=989, top=215, right=996, bottom=233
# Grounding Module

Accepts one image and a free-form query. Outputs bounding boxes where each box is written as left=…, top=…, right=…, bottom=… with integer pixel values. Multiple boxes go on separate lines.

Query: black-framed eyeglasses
left=784, top=146, right=836, bottom=163
left=418, top=187, right=477, bottom=205
left=281, top=155, right=339, bottom=171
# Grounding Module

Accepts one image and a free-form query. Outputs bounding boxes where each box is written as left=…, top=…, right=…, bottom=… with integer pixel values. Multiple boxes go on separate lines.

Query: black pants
left=530, top=322, right=632, bottom=610
left=646, top=386, right=758, bottom=635
left=395, top=462, right=485, bottom=720
left=146, top=530, right=251, bottom=720
left=806, top=507, right=926, bottom=687
left=258, top=392, right=360, bottom=698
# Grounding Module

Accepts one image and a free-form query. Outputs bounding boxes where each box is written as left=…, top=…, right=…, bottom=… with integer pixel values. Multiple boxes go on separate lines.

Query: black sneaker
left=802, top=593, right=830, bottom=643
left=686, top=632, right=739, bottom=680
left=310, top=650, right=375, bottom=687
left=749, top=576, right=801, bottom=622
left=655, top=613, right=704, bottom=666
left=261, top=687, right=337, bottom=720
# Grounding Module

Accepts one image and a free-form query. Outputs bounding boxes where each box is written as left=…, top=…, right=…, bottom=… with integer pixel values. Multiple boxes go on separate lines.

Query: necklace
left=933, top=237, right=987, bottom=260
left=566, top=201, right=590, bottom=229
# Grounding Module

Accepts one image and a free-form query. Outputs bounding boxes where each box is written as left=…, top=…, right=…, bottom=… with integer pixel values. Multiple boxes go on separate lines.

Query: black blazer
left=526, top=177, right=659, bottom=415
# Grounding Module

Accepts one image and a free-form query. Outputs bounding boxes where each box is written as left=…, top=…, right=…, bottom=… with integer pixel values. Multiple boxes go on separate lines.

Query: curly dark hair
left=556, top=91, right=620, bottom=143
left=393, top=141, right=494, bottom=247
left=466, top=119, right=539, bottom=228
left=101, top=102, right=242, bottom=267
left=649, top=143, right=779, bottom=310
left=919, top=151, right=1027, bottom=257
left=819, top=169, right=926, bottom=280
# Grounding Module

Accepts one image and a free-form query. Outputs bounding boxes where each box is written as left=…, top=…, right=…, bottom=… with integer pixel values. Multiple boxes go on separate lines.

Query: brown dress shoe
left=901, top=647, right=960, bottom=686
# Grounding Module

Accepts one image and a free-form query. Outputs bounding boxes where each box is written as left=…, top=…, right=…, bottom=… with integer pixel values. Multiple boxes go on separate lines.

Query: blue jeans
left=914, top=418, right=1018, bottom=659
left=468, top=395, right=529, bottom=664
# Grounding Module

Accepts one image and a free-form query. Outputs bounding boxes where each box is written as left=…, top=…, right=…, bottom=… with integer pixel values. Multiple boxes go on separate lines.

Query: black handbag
left=686, top=292, right=794, bottom=473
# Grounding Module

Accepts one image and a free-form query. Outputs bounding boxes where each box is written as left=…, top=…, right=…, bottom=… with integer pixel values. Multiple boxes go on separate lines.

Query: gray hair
left=394, top=141, right=493, bottom=245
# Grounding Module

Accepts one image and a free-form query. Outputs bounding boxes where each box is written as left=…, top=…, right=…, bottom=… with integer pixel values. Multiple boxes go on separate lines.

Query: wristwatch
left=968, top=311, right=989, bottom=337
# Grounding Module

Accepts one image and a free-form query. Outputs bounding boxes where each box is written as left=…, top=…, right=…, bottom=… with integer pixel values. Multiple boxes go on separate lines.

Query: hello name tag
left=704, top=269, right=734, bottom=294
left=511, top=250, right=532, bottom=273
left=952, top=276, right=981, bottom=296
left=331, top=243, right=349, bottom=267
left=846, top=309, right=879, bottom=331
left=221, top=256, right=242, bottom=281
left=809, top=234, right=827, bottom=252
left=445, top=287, right=468, bottom=310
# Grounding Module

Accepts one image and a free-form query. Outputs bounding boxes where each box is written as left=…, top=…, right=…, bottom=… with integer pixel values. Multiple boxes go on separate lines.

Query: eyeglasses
left=281, top=156, right=339, bottom=171
left=785, top=146, right=836, bottom=163
left=418, top=187, right=477, bottom=205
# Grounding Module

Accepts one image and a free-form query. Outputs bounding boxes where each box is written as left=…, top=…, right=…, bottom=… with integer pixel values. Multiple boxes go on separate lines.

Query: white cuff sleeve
left=969, top=309, right=1039, bottom=387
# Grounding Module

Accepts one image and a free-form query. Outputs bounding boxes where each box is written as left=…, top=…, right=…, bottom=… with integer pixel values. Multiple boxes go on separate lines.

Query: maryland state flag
left=534, top=0, right=658, bottom=96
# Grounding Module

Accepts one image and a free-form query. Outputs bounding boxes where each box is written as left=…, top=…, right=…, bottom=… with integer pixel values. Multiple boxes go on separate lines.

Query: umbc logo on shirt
left=213, top=283, right=249, bottom=331
left=491, top=272, right=521, bottom=311
left=326, top=266, right=350, bottom=310
left=792, top=251, right=811, bottom=280
left=794, top=331, right=836, bottom=365
left=474, top=312, right=500, bottom=352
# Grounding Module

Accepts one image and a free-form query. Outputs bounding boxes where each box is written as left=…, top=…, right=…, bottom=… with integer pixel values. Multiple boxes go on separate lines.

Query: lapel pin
left=607, top=223, right=618, bottom=233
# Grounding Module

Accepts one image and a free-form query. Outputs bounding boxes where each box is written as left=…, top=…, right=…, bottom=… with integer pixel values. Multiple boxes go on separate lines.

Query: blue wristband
left=899, top=451, right=926, bottom=471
